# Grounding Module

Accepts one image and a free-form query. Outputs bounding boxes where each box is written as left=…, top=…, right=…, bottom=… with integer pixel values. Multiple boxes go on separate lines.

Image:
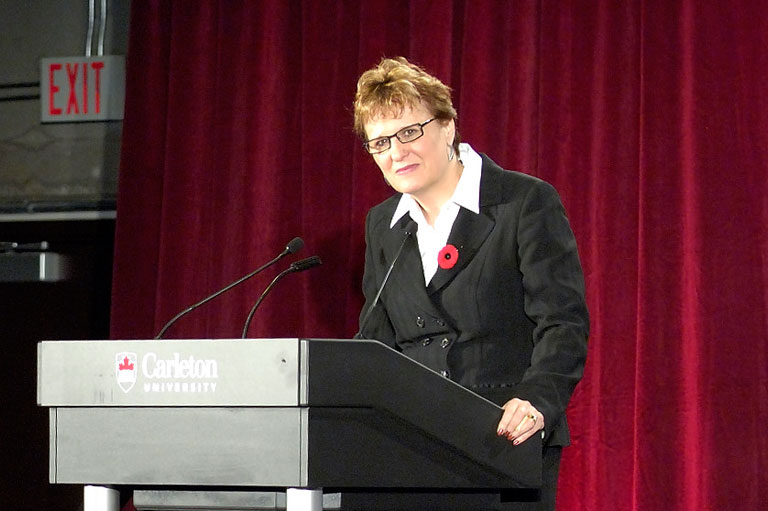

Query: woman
left=354, top=57, right=589, bottom=510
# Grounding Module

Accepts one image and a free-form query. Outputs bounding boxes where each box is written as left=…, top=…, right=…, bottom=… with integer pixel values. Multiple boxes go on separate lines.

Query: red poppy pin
left=438, top=244, right=459, bottom=270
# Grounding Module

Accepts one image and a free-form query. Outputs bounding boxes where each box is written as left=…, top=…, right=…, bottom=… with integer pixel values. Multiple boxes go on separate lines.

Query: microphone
left=154, top=237, right=304, bottom=339
left=288, top=255, right=323, bottom=272
left=356, top=220, right=417, bottom=339
left=241, top=255, right=322, bottom=338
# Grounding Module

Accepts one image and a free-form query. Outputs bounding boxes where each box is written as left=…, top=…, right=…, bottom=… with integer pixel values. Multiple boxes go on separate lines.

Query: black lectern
left=37, top=338, right=541, bottom=510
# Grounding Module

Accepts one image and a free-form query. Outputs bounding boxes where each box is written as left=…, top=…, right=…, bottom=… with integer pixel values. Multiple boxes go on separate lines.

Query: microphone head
left=286, top=237, right=305, bottom=254
left=404, top=220, right=418, bottom=236
left=290, top=255, right=322, bottom=272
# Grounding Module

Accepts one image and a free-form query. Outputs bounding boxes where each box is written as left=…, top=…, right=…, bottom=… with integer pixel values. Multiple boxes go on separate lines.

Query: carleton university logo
left=115, top=352, right=137, bottom=393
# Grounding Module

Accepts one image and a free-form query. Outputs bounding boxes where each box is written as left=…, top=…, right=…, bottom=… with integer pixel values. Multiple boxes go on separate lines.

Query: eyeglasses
left=363, top=118, right=436, bottom=154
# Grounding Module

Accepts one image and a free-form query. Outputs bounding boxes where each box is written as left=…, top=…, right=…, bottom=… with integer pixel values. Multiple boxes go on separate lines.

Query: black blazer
left=359, top=154, right=589, bottom=447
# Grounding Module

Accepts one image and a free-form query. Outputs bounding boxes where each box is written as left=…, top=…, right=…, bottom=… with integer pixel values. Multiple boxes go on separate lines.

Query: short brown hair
left=353, top=57, right=460, bottom=151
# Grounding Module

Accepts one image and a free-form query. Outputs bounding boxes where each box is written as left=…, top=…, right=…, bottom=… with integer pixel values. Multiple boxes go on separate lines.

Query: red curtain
left=111, top=1, right=768, bottom=509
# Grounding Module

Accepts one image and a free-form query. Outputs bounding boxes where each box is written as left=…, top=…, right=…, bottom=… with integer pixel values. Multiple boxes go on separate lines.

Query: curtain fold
left=111, top=1, right=768, bottom=508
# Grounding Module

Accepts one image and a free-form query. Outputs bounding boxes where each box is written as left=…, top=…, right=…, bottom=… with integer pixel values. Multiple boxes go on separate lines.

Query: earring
left=447, top=145, right=455, bottom=161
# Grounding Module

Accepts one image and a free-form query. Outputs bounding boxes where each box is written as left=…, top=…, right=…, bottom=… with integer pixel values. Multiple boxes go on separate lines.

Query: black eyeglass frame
left=362, top=118, right=437, bottom=154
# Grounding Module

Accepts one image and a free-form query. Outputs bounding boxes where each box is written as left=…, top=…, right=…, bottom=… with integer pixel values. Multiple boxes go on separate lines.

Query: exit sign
left=40, top=56, right=125, bottom=122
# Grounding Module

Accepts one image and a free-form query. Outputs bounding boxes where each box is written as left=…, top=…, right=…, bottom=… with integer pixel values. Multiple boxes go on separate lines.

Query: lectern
left=37, top=338, right=541, bottom=510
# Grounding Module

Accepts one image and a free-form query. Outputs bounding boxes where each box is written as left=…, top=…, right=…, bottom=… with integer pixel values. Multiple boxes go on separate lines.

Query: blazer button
left=436, top=319, right=446, bottom=327
left=422, top=338, right=432, bottom=347
left=440, top=338, right=450, bottom=348
left=416, top=316, right=426, bottom=328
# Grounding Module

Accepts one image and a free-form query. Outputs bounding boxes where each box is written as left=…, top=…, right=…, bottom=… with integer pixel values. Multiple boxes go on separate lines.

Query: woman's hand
left=497, top=398, right=544, bottom=445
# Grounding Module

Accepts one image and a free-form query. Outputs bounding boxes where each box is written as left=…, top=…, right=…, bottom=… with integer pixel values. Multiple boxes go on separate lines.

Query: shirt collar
left=390, top=143, right=482, bottom=228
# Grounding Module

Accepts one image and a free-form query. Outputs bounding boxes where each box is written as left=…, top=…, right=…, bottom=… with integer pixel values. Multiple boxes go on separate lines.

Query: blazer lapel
left=426, top=207, right=494, bottom=295
left=382, top=214, right=425, bottom=287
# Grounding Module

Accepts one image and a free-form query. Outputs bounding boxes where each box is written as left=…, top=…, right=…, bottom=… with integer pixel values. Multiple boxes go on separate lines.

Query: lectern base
left=132, top=489, right=341, bottom=510
left=131, top=489, right=514, bottom=510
